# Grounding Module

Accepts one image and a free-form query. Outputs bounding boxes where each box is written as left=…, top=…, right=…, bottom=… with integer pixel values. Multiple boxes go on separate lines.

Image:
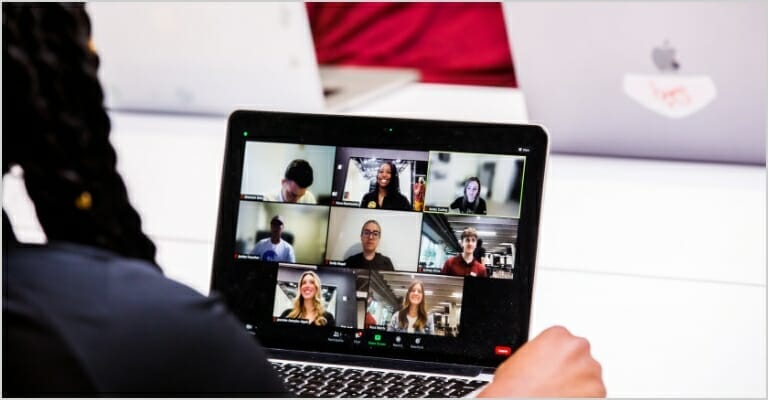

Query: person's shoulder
left=376, top=253, right=395, bottom=269
left=361, top=191, right=375, bottom=201
left=478, top=198, right=488, bottom=212
left=21, top=246, right=229, bottom=337
left=474, top=261, right=488, bottom=275
left=345, top=253, right=363, bottom=263
left=392, top=192, right=411, bottom=209
left=5, top=242, right=162, bottom=312
left=5, top=243, right=277, bottom=378
left=360, top=192, right=376, bottom=208
left=300, top=191, right=317, bottom=203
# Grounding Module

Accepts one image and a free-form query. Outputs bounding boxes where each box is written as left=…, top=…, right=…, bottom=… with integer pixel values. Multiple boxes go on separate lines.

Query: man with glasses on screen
left=344, top=220, right=395, bottom=271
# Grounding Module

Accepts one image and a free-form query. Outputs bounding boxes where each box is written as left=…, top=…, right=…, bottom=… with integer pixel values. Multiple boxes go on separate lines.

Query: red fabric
left=441, top=255, right=488, bottom=278
left=307, top=2, right=516, bottom=87
left=364, top=312, right=377, bottom=328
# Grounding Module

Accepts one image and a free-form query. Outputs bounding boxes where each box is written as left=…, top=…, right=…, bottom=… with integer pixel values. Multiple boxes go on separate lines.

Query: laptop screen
left=212, top=111, right=548, bottom=368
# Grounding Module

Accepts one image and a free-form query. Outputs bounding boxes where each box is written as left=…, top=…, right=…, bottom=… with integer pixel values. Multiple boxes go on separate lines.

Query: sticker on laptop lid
left=623, top=74, right=717, bottom=119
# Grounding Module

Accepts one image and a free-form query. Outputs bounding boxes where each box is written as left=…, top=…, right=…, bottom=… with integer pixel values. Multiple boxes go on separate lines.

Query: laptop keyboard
left=270, top=361, right=487, bottom=398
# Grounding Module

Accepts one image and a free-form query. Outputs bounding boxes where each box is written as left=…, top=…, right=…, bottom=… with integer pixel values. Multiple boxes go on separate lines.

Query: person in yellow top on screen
left=450, top=177, right=487, bottom=214
left=387, top=280, right=434, bottom=334
left=265, top=159, right=317, bottom=204
left=279, top=271, right=335, bottom=327
left=343, top=220, right=395, bottom=271
left=412, top=176, right=426, bottom=211
left=360, top=161, right=411, bottom=211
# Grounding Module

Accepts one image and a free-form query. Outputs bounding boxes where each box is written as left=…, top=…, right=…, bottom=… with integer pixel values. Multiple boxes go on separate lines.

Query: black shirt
left=449, top=196, right=487, bottom=215
left=344, top=252, right=395, bottom=271
left=360, top=191, right=412, bottom=211
left=3, top=231, right=288, bottom=396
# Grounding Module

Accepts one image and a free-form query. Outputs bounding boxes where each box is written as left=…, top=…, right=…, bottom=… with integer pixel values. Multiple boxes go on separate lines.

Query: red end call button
left=494, top=345, right=512, bottom=356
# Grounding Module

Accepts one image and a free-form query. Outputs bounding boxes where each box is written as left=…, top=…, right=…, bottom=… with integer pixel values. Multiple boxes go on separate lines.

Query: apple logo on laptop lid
left=622, top=40, right=716, bottom=119
left=652, top=40, right=680, bottom=72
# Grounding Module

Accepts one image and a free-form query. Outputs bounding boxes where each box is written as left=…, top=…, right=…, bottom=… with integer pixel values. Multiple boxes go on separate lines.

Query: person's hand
left=478, top=326, right=606, bottom=397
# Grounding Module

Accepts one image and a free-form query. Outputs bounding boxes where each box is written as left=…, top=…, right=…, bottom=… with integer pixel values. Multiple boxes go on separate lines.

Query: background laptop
left=210, top=111, right=548, bottom=397
left=503, top=1, right=766, bottom=165
left=87, top=3, right=418, bottom=115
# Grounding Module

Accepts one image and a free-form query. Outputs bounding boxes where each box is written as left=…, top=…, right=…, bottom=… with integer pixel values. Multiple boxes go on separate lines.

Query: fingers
left=479, top=325, right=606, bottom=397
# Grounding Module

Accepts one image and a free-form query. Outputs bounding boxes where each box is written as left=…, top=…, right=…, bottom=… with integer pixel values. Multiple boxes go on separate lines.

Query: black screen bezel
left=211, top=110, right=549, bottom=368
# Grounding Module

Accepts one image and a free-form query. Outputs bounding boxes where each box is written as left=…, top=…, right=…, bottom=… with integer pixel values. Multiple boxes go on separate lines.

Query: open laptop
left=210, top=111, right=548, bottom=397
left=503, top=1, right=767, bottom=165
left=87, top=3, right=418, bottom=115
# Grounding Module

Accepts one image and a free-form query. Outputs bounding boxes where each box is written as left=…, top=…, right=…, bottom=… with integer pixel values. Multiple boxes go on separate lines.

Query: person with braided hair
left=2, top=3, right=605, bottom=397
left=2, top=4, right=287, bottom=396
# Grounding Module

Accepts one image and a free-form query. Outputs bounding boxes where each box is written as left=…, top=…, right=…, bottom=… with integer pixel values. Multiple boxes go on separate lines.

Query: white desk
left=3, top=84, right=765, bottom=397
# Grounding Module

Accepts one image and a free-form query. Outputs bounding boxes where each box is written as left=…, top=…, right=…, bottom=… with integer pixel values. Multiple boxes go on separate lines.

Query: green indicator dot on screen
left=374, top=334, right=382, bottom=341
left=243, top=131, right=249, bottom=137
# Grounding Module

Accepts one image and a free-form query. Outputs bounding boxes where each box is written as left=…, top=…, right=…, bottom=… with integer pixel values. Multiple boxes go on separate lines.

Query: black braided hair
left=3, top=3, right=158, bottom=266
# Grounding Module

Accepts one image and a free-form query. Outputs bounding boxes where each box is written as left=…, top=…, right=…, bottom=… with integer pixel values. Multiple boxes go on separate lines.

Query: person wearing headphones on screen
left=3, top=4, right=604, bottom=396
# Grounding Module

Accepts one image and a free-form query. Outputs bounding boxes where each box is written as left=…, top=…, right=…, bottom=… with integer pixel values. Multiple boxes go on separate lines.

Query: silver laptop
left=503, top=1, right=767, bottom=165
left=87, top=3, right=417, bottom=115
left=211, top=111, right=549, bottom=397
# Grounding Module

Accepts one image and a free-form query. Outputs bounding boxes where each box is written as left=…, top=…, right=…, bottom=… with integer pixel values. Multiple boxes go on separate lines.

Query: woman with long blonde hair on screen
left=280, top=271, right=335, bottom=327
left=388, top=280, right=434, bottom=334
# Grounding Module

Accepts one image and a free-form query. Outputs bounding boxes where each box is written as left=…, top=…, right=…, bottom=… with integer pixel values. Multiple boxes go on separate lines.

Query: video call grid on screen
left=215, top=112, right=547, bottom=367
left=234, top=141, right=526, bottom=279
left=272, top=266, right=466, bottom=337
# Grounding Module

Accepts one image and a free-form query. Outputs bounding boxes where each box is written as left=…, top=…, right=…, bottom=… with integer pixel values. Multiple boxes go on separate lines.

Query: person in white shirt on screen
left=250, top=215, right=296, bottom=263
left=265, top=159, right=317, bottom=204
left=387, top=280, right=435, bottom=334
